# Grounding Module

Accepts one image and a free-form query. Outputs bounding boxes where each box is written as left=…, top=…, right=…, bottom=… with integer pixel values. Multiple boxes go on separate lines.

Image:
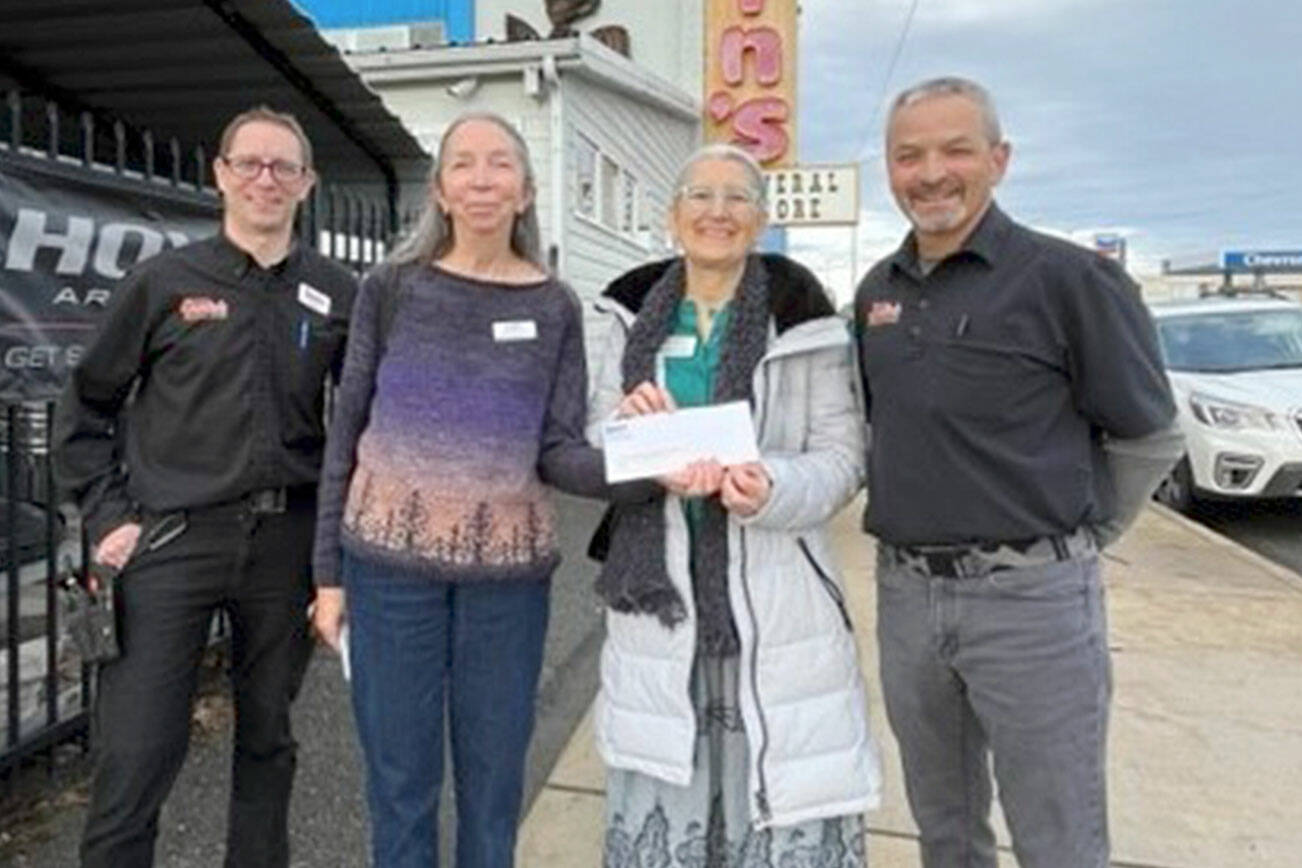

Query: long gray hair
left=388, top=112, right=543, bottom=267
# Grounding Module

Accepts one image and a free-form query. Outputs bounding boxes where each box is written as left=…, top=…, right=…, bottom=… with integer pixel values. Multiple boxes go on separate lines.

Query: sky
left=790, top=0, right=1302, bottom=302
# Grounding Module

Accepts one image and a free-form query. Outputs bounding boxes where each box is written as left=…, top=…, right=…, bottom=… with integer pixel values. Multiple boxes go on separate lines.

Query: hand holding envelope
left=602, top=399, right=761, bottom=485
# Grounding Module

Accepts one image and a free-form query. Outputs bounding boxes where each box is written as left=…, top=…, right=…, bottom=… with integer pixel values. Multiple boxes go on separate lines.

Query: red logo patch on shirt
left=177, top=296, right=229, bottom=322
left=865, top=301, right=902, bottom=327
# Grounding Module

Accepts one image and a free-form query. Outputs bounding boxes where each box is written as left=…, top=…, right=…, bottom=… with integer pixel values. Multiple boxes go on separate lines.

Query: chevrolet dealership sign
left=1221, top=250, right=1302, bottom=272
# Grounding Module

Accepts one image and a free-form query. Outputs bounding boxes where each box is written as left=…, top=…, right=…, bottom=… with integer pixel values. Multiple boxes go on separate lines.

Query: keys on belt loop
left=246, top=487, right=287, bottom=514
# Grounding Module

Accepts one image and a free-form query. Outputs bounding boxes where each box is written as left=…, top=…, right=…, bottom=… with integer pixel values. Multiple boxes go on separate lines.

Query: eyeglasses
left=679, top=185, right=759, bottom=212
left=221, top=156, right=308, bottom=183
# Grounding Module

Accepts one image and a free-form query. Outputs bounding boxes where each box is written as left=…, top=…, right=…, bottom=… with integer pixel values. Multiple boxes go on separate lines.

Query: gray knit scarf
left=595, top=256, right=771, bottom=657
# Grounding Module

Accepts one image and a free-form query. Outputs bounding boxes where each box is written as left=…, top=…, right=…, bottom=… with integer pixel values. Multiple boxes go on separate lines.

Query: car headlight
left=1188, top=393, right=1285, bottom=431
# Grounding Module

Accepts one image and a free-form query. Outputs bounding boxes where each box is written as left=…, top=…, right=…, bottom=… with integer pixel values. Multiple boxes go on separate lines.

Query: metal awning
left=0, top=0, right=430, bottom=190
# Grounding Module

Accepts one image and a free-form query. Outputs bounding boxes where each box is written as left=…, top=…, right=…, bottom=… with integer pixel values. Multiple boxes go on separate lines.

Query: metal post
left=78, top=521, right=90, bottom=727
left=326, top=190, right=337, bottom=261
left=42, top=403, right=58, bottom=775
left=45, top=99, right=59, bottom=160
left=6, top=404, right=20, bottom=751
left=81, top=111, right=94, bottom=167
left=169, top=137, right=181, bottom=187
left=114, top=120, right=126, bottom=174
left=8, top=90, right=22, bottom=151
left=850, top=222, right=860, bottom=304
left=194, top=145, right=206, bottom=190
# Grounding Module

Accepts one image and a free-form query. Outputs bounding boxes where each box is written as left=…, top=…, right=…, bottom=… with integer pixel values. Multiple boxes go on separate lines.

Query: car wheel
left=1154, top=456, right=1199, bottom=513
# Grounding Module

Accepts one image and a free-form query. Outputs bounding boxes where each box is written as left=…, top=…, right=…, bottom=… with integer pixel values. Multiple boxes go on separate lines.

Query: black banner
left=0, top=153, right=219, bottom=400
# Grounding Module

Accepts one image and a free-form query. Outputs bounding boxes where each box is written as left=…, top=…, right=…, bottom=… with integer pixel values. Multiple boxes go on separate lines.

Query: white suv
left=1149, top=292, right=1302, bottom=511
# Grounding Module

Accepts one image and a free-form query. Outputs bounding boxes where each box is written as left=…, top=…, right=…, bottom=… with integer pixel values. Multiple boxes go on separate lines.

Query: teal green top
left=662, top=297, right=732, bottom=539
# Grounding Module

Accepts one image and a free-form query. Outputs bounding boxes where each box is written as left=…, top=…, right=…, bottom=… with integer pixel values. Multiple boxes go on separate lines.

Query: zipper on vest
left=739, top=526, right=772, bottom=822
left=798, top=537, right=853, bottom=631
left=752, top=355, right=771, bottom=439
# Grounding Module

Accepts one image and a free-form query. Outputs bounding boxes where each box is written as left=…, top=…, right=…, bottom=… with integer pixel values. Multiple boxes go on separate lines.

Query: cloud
left=795, top=0, right=1302, bottom=276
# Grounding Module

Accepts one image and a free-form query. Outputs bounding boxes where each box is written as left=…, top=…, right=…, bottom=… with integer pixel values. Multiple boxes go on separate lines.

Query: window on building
left=620, top=172, right=639, bottom=234
left=599, top=155, right=620, bottom=229
left=572, top=137, right=654, bottom=247
left=574, top=136, right=597, bottom=219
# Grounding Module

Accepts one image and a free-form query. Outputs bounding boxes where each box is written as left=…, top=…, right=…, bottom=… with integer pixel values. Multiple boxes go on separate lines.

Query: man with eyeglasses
left=54, top=106, right=357, bottom=868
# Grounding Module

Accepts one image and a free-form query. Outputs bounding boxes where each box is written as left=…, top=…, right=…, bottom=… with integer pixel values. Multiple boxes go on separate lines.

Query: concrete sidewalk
left=516, top=501, right=1302, bottom=867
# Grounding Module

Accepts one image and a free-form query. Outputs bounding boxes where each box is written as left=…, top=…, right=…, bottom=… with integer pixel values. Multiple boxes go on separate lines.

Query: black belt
left=187, top=485, right=314, bottom=517
left=882, top=528, right=1096, bottom=579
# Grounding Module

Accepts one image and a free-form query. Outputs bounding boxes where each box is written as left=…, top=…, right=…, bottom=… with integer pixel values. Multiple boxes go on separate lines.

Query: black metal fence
left=3, top=88, right=401, bottom=271
left=1, top=88, right=406, bottom=783
left=1, top=399, right=90, bottom=783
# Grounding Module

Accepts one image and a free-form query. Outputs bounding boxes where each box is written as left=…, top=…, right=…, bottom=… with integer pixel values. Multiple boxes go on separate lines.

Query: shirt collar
left=888, top=201, right=1011, bottom=279
left=211, top=231, right=301, bottom=279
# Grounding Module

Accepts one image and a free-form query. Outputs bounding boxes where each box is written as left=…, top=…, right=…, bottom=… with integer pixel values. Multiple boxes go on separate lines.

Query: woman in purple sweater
left=311, top=112, right=615, bottom=867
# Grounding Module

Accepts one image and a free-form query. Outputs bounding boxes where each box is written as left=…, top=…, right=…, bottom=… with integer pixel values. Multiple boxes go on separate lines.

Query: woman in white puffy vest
left=586, top=143, right=882, bottom=866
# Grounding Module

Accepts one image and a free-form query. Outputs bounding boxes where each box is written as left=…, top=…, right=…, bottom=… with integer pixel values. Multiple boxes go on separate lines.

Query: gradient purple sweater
left=313, top=264, right=611, bottom=586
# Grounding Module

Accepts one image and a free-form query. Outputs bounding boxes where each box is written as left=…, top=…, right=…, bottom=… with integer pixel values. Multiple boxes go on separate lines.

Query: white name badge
left=297, top=282, right=331, bottom=316
left=493, top=319, right=538, bottom=342
left=660, top=335, right=698, bottom=358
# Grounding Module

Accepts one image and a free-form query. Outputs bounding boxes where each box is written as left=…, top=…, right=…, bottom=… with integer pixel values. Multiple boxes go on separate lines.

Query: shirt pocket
left=279, top=314, right=344, bottom=448
left=931, top=339, right=1037, bottom=428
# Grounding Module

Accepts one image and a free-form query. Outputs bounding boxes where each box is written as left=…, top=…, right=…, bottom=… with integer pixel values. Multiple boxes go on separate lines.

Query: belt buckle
left=922, top=549, right=959, bottom=578
left=248, top=488, right=287, bottom=514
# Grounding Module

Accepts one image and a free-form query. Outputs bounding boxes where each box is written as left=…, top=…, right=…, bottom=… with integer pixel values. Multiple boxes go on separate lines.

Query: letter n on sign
left=704, top=0, right=797, bottom=167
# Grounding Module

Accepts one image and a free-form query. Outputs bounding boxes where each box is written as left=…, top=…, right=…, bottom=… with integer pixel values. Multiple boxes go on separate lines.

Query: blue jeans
left=343, top=554, right=550, bottom=868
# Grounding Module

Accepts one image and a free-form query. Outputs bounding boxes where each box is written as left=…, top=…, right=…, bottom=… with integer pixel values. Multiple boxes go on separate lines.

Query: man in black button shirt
left=855, top=78, right=1183, bottom=867
left=54, top=106, right=357, bottom=868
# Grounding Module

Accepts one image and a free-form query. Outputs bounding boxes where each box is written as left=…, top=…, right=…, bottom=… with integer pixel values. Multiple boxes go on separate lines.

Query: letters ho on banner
left=704, top=0, right=797, bottom=167
left=0, top=156, right=216, bottom=400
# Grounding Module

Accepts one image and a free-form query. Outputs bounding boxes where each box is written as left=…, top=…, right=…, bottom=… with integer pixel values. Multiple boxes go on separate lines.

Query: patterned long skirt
left=603, top=656, right=867, bottom=868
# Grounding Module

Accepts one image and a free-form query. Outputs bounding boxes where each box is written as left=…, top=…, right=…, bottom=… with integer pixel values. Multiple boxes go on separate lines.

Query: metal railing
left=1, top=400, right=90, bottom=783
left=2, top=88, right=401, bottom=273
left=0, top=88, right=406, bottom=784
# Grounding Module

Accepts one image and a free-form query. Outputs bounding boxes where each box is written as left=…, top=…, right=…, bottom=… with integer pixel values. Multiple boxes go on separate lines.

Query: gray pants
left=875, top=550, right=1111, bottom=868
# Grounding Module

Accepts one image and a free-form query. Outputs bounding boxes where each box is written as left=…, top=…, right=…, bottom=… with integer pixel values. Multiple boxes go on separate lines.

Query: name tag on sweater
left=493, top=319, right=538, bottom=342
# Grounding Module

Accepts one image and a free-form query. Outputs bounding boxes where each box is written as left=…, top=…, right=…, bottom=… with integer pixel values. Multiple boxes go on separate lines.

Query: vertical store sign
left=704, top=0, right=797, bottom=167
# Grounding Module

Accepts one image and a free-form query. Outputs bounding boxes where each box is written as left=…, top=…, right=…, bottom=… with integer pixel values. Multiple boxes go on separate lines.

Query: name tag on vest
left=493, top=320, right=538, bottom=342
left=660, top=335, right=698, bottom=358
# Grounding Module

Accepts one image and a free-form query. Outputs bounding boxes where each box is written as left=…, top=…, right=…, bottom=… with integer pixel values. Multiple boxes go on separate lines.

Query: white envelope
left=338, top=624, right=351, bottom=682
left=602, top=400, right=760, bottom=484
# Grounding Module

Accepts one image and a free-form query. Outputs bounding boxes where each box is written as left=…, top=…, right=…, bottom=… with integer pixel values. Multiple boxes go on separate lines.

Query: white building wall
left=475, top=0, right=702, bottom=97
left=558, top=72, right=698, bottom=363
left=339, top=41, right=701, bottom=361
left=357, top=76, right=558, bottom=251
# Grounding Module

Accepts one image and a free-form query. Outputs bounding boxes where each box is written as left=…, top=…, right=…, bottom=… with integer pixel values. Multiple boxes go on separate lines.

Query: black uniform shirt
left=854, top=203, right=1175, bottom=546
left=54, top=233, right=357, bottom=542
